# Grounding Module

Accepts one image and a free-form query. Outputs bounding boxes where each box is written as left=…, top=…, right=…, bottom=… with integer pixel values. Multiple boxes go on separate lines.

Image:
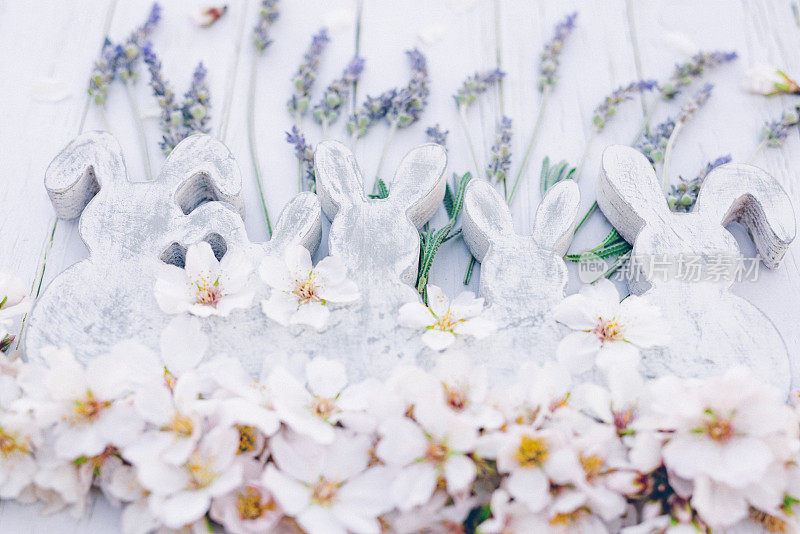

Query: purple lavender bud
left=539, top=12, right=578, bottom=91
left=667, top=155, right=732, bottom=211
left=253, top=0, right=279, bottom=52
left=487, top=116, right=513, bottom=183
left=592, top=79, right=657, bottom=131
left=286, top=126, right=316, bottom=191
left=453, top=69, right=505, bottom=108
left=288, top=28, right=330, bottom=117
left=386, top=48, right=429, bottom=128
left=763, top=106, right=800, bottom=147
left=88, top=38, right=124, bottom=105
left=118, top=3, right=162, bottom=82
left=181, top=62, right=210, bottom=137
left=313, top=56, right=365, bottom=126
left=347, top=89, right=395, bottom=138
left=425, top=124, right=449, bottom=147
left=660, top=50, right=737, bottom=99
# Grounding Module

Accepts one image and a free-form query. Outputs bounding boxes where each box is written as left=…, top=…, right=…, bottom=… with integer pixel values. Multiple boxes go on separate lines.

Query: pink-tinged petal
left=580, top=278, right=621, bottom=314
left=184, top=241, right=219, bottom=280
left=391, top=463, right=437, bottom=511
left=214, top=290, right=254, bottom=316
left=160, top=316, right=207, bottom=375
left=715, top=436, right=772, bottom=488
left=505, top=469, right=550, bottom=512
left=618, top=296, right=670, bottom=347
left=150, top=490, right=211, bottom=529
left=291, top=301, right=330, bottom=331
left=318, top=279, right=360, bottom=304
left=218, top=248, right=252, bottom=292
left=595, top=342, right=640, bottom=374
left=322, top=433, right=371, bottom=482
left=261, top=293, right=299, bottom=326
left=443, top=455, right=476, bottom=494
left=336, top=466, right=395, bottom=517
left=662, top=435, right=721, bottom=481
left=449, top=291, right=484, bottom=318
left=306, top=357, right=347, bottom=399
left=330, top=503, right=381, bottom=534
left=421, top=329, right=456, bottom=351
left=552, top=294, right=599, bottom=331
left=258, top=254, right=290, bottom=289
left=556, top=331, right=601, bottom=374
left=314, top=255, right=347, bottom=286
left=298, top=507, right=347, bottom=534
left=376, top=417, right=427, bottom=465
left=398, top=302, right=436, bottom=329
left=270, top=431, right=325, bottom=484
left=154, top=272, right=192, bottom=315
left=691, top=476, right=748, bottom=530
left=284, top=245, right=313, bottom=274
left=425, top=285, right=451, bottom=317
left=187, top=302, right=218, bottom=318
left=453, top=316, right=496, bottom=339
left=261, top=465, right=311, bottom=515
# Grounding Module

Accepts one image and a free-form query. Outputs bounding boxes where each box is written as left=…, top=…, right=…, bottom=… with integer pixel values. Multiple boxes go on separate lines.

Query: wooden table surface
left=2, top=0, right=799, bottom=531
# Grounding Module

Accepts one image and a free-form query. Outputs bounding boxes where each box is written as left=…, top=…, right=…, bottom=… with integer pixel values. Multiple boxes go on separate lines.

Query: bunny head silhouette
left=597, top=145, right=796, bottom=394
left=26, top=131, right=321, bottom=372
left=459, top=178, right=581, bottom=381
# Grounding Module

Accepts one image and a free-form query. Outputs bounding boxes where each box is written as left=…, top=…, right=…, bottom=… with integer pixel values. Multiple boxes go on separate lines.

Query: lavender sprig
left=286, top=126, right=315, bottom=191
left=117, top=3, right=162, bottom=82
left=347, top=91, right=394, bottom=138
left=660, top=50, right=737, bottom=99
left=487, top=116, right=512, bottom=183
left=313, top=56, right=365, bottom=127
left=667, top=156, right=732, bottom=212
left=181, top=63, right=211, bottom=137
left=386, top=49, right=430, bottom=128
left=593, top=80, right=657, bottom=131
left=453, top=69, right=505, bottom=108
left=762, top=107, right=800, bottom=147
left=539, top=12, right=578, bottom=91
left=88, top=39, right=124, bottom=105
left=253, top=0, right=279, bottom=52
left=425, top=124, right=449, bottom=147
left=288, top=29, right=330, bottom=117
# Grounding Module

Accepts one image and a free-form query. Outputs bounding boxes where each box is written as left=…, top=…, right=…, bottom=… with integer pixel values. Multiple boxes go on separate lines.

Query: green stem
left=123, top=81, right=152, bottom=181
left=247, top=54, right=273, bottom=237
left=661, top=121, right=683, bottom=193
left=373, top=119, right=398, bottom=194
left=295, top=111, right=304, bottom=192
left=747, top=138, right=768, bottom=164
left=573, top=131, right=596, bottom=182
left=625, top=0, right=647, bottom=117
left=595, top=250, right=631, bottom=282
left=573, top=201, right=598, bottom=235
left=218, top=0, right=248, bottom=143
left=508, top=87, right=550, bottom=205
left=457, top=104, right=484, bottom=182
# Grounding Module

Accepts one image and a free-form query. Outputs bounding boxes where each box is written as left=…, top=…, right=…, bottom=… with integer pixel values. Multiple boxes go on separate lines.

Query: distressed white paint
left=3, top=0, right=800, bottom=530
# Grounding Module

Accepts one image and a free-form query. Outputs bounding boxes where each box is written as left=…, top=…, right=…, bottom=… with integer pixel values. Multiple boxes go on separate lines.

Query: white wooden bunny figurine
left=26, top=131, right=321, bottom=373
left=460, top=178, right=581, bottom=381
left=597, top=145, right=796, bottom=394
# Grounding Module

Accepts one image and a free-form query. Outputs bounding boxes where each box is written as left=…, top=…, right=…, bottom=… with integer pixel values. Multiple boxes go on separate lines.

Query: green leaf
left=368, top=178, right=390, bottom=199
left=540, top=156, right=576, bottom=195
left=444, top=181, right=455, bottom=218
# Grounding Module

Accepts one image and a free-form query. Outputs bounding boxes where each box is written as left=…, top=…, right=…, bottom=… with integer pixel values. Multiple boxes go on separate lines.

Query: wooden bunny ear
left=315, top=140, right=366, bottom=220
left=532, top=179, right=580, bottom=255
left=388, top=143, right=447, bottom=229
left=694, top=163, right=796, bottom=268
left=597, top=145, right=669, bottom=243
left=267, top=192, right=322, bottom=256
left=158, top=134, right=244, bottom=216
left=45, top=131, right=127, bottom=219
left=462, top=180, right=515, bottom=262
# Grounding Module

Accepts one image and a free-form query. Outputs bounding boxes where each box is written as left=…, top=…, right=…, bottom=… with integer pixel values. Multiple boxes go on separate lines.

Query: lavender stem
left=247, top=54, right=272, bottom=236
left=660, top=121, right=684, bottom=193
left=747, top=139, right=768, bottom=164
left=123, top=80, right=153, bottom=181
left=508, top=86, right=551, bottom=205
left=457, top=105, right=484, bottom=183
left=573, top=131, right=596, bottom=182
left=373, top=119, right=398, bottom=194
left=218, top=2, right=248, bottom=142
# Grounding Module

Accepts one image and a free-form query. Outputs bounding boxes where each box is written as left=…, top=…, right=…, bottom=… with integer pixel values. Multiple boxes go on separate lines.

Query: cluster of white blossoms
left=3, top=262, right=800, bottom=534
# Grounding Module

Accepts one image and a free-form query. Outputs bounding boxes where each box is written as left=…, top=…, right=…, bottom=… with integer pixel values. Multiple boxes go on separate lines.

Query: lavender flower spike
left=593, top=79, right=657, bottom=131
left=313, top=56, right=365, bottom=126
left=660, top=50, right=737, bottom=99
left=118, top=3, right=162, bottom=82
left=347, top=90, right=395, bottom=138
left=286, top=126, right=316, bottom=191
left=425, top=124, right=449, bottom=147
left=88, top=39, right=124, bottom=105
left=667, top=155, right=732, bottom=212
left=143, top=42, right=180, bottom=153
left=288, top=28, right=330, bottom=117
left=539, top=12, right=578, bottom=91
left=253, top=0, right=279, bottom=52
left=386, top=49, right=430, bottom=128
left=453, top=69, right=505, bottom=108
left=762, top=106, right=800, bottom=147
left=487, top=116, right=513, bottom=183
left=182, top=62, right=211, bottom=138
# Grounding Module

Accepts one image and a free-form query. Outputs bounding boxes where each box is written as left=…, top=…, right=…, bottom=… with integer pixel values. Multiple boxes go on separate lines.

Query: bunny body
left=459, top=179, right=581, bottom=380
left=597, top=145, right=796, bottom=394
left=26, top=132, right=321, bottom=374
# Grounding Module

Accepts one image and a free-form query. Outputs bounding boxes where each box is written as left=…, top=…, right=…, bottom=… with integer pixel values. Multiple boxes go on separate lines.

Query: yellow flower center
left=0, top=428, right=29, bottom=457
left=310, top=478, right=340, bottom=506
left=237, top=425, right=258, bottom=454
left=514, top=435, right=549, bottom=468
left=186, top=453, right=217, bottom=490
left=443, top=384, right=468, bottom=411
left=71, top=391, right=111, bottom=423
left=703, top=410, right=735, bottom=443
left=292, top=271, right=325, bottom=306
left=236, top=486, right=275, bottom=520
left=750, top=507, right=789, bottom=533
left=594, top=317, right=624, bottom=342
left=429, top=309, right=459, bottom=333
left=311, top=397, right=336, bottom=420
left=580, top=454, right=605, bottom=481
left=162, top=413, right=194, bottom=438
left=425, top=441, right=449, bottom=464
left=193, top=274, right=224, bottom=307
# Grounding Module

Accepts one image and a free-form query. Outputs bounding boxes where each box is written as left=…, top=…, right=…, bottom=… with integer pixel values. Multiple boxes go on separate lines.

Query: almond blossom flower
left=398, top=285, right=496, bottom=351
left=154, top=241, right=254, bottom=318
left=262, top=429, right=394, bottom=534
left=377, top=402, right=477, bottom=510
left=259, top=245, right=359, bottom=331
left=553, top=279, right=669, bottom=374
left=0, top=411, right=39, bottom=499
left=210, top=458, right=282, bottom=534
left=0, top=270, right=31, bottom=349
left=745, top=63, right=800, bottom=96
left=140, top=425, right=243, bottom=529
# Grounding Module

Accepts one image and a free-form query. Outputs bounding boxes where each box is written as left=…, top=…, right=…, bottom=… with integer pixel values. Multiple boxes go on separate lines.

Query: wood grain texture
left=3, top=0, right=800, bottom=530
